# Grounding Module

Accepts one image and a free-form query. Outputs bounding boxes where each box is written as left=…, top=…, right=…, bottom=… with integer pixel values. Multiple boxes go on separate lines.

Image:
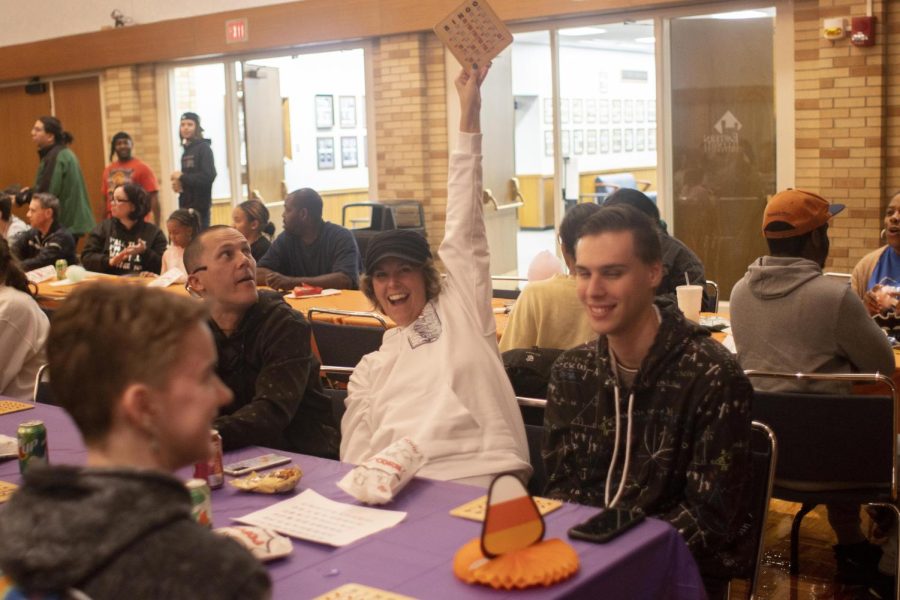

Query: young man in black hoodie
left=171, top=112, right=216, bottom=229
left=184, top=225, right=339, bottom=458
left=542, top=204, right=752, bottom=598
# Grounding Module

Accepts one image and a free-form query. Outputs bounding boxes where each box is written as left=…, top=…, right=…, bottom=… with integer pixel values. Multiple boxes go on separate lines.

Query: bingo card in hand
left=433, top=0, right=513, bottom=69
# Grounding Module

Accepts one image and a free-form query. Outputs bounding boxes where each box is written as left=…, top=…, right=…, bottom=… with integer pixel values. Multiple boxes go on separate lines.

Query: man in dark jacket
left=12, top=193, right=77, bottom=271
left=184, top=225, right=339, bottom=458
left=542, top=204, right=752, bottom=598
left=171, top=112, right=216, bottom=229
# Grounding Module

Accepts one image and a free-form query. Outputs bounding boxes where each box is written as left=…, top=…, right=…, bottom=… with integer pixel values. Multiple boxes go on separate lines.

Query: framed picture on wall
left=635, top=100, right=645, bottom=123
left=624, top=100, right=634, bottom=123
left=648, top=99, right=657, bottom=123
left=599, top=100, right=610, bottom=124
left=339, top=96, right=357, bottom=128
left=611, top=100, right=622, bottom=123
left=586, top=129, right=597, bottom=154
left=648, top=127, right=656, bottom=150
left=636, top=128, right=646, bottom=151
left=612, top=128, right=622, bottom=153
left=585, top=99, right=597, bottom=124
left=561, top=130, right=571, bottom=155
left=560, top=98, right=570, bottom=124
left=599, top=129, right=610, bottom=153
left=363, top=135, right=368, bottom=167
left=543, top=98, right=553, bottom=124
left=315, top=95, right=334, bottom=129
left=544, top=130, right=554, bottom=156
left=624, top=128, right=634, bottom=152
left=572, top=99, right=583, bottom=124
left=573, top=129, right=584, bottom=154
left=598, top=72, right=609, bottom=94
left=341, top=136, right=358, bottom=168
left=317, top=137, right=335, bottom=169
left=361, top=95, right=367, bottom=128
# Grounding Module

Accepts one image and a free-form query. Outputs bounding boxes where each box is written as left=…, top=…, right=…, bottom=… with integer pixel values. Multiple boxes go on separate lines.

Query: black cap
left=180, top=112, right=203, bottom=132
left=364, top=229, right=431, bottom=275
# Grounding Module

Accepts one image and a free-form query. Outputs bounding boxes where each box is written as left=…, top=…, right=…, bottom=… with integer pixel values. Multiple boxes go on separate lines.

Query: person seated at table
left=81, top=183, right=167, bottom=275
left=256, top=188, right=359, bottom=290
left=852, top=190, right=900, bottom=314
left=499, top=202, right=600, bottom=352
left=730, top=188, right=893, bottom=584
left=542, top=204, right=752, bottom=597
left=0, top=238, right=48, bottom=401
left=342, top=66, right=530, bottom=487
left=233, top=199, right=276, bottom=263
left=160, top=207, right=201, bottom=279
left=603, top=188, right=712, bottom=311
left=11, top=193, right=76, bottom=272
left=184, top=226, right=338, bottom=457
left=0, top=283, right=270, bottom=599
left=0, top=193, right=28, bottom=244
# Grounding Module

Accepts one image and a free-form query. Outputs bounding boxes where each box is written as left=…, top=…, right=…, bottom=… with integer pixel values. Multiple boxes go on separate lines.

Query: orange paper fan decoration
left=453, top=537, right=579, bottom=589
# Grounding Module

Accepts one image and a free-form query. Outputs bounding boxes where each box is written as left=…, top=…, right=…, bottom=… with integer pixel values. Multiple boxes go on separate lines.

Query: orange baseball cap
left=762, top=189, right=845, bottom=239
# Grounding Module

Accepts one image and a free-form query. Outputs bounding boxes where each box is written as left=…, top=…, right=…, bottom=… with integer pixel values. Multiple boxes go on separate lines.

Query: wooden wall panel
left=0, top=0, right=690, bottom=83
left=0, top=86, right=51, bottom=218
left=52, top=77, right=106, bottom=223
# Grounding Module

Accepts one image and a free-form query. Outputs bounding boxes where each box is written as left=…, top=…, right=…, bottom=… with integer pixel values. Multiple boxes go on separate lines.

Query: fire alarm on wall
left=850, top=16, right=876, bottom=47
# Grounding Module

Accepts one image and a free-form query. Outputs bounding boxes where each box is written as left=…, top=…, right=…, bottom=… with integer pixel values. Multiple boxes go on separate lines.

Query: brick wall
left=793, top=0, right=891, bottom=271
left=371, top=33, right=449, bottom=251
left=101, top=65, right=163, bottom=191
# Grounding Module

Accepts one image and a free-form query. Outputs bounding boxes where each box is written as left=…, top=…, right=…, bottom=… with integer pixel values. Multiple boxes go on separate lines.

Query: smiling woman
left=340, top=67, right=531, bottom=487
left=851, top=191, right=900, bottom=313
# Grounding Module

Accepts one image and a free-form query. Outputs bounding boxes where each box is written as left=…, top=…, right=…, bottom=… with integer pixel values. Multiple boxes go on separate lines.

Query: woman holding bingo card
left=0, top=283, right=270, bottom=599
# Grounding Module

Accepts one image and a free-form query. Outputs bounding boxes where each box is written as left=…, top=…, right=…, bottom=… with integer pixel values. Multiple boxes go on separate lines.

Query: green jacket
left=34, top=147, right=95, bottom=235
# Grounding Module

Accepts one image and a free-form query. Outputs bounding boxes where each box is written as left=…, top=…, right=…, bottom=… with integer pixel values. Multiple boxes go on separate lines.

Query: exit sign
left=225, top=18, right=248, bottom=44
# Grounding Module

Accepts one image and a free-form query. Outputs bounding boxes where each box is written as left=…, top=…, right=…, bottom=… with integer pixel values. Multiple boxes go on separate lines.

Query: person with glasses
left=183, top=226, right=338, bottom=457
left=81, top=183, right=167, bottom=275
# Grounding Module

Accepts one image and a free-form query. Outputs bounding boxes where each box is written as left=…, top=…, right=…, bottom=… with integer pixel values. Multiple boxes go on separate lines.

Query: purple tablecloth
left=0, top=403, right=706, bottom=599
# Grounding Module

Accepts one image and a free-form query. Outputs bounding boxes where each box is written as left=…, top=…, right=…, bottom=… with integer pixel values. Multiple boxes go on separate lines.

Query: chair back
left=524, top=424, right=547, bottom=496
left=323, top=387, right=348, bottom=425
left=746, top=371, right=897, bottom=500
left=32, top=364, right=55, bottom=405
left=745, top=421, right=777, bottom=597
left=307, top=309, right=387, bottom=371
left=705, top=279, right=719, bottom=313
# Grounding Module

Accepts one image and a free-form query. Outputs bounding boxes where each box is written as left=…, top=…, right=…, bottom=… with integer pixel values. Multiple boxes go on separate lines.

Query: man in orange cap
left=731, top=188, right=893, bottom=585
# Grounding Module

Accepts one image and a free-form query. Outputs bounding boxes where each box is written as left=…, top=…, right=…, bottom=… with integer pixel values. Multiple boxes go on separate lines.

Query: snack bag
left=337, top=437, right=426, bottom=505
left=293, top=284, right=323, bottom=297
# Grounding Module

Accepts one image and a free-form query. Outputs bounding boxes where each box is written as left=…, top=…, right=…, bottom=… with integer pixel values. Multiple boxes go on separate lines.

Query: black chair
left=321, top=383, right=348, bottom=426
left=723, top=421, right=777, bottom=599
left=307, top=308, right=387, bottom=385
left=516, top=397, right=548, bottom=495
left=705, top=280, right=719, bottom=314
left=745, top=370, right=899, bottom=594
left=32, top=363, right=55, bottom=405
left=491, top=275, right=527, bottom=301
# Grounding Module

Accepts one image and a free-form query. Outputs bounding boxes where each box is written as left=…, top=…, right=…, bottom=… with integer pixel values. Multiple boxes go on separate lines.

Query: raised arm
left=438, top=66, right=495, bottom=335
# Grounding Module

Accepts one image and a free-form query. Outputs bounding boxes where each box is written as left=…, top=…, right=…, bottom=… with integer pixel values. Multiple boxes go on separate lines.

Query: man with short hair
left=543, top=204, right=752, bottom=596
left=12, top=193, right=77, bottom=271
left=101, top=131, right=160, bottom=224
left=257, top=188, right=360, bottom=290
left=730, top=188, right=893, bottom=583
left=171, top=112, right=216, bottom=229
left=184, top=225, right=339, bottom=457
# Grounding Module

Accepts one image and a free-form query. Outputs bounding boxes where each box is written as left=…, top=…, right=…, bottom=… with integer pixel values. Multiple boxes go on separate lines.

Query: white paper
left=148, top=268, right=186, bottom=287
left=721, top=334, right=737, bottom=354
left=0, top=434, right=16, bottom=459
left=26, top=265, right=57, bottom=284
left=284, top=288, right=341, bottom=300
left=235, top=489, right=406, bottom=547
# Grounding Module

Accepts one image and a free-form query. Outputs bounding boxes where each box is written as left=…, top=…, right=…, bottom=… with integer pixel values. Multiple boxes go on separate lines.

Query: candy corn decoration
left=453, top=473, right=580, bottom=590
left=480, top=474, right=544, bottom=557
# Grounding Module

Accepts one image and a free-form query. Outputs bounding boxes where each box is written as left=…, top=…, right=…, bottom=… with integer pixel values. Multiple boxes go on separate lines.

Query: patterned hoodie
left=543, top=300, right=752, bottom=575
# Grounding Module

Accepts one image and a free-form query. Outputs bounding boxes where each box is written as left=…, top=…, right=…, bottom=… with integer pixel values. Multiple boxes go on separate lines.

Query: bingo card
left=449, top=494, right=562, bottom=522
left=434, top=0, right=513, bottom=69
left=313, top=583, right=415, bottom=600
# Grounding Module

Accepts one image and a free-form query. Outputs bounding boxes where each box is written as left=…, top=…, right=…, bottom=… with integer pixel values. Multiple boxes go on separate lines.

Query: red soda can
left=194, top=429, right=224, bottom=489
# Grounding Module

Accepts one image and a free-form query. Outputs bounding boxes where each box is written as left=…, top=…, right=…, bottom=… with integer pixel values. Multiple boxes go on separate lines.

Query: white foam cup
left=676, top=284, right=703, bottom=323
